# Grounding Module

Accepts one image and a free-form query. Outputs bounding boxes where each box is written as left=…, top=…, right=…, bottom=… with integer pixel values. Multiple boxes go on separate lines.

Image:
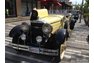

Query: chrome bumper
left=9, top=43, right=59, bottom=56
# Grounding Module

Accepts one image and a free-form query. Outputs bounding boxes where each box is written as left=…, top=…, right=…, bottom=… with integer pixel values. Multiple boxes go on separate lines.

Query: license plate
left=29, top=47, right=40, bottom=53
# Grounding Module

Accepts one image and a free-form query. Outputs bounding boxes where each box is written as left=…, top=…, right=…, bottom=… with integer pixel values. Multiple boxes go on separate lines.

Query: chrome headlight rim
left=42, top=23, right=52, bottom=34
left=36, top=36, right=42, bottom=43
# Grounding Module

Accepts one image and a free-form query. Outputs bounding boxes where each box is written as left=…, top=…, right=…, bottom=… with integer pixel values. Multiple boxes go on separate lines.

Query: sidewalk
left=60, top=19, right=89, bottom=63
left=5, top=16, right=30, bottom=23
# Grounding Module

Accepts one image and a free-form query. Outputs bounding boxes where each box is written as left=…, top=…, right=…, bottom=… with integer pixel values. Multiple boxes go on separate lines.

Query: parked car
left=9, top=9, right=71, bottom=62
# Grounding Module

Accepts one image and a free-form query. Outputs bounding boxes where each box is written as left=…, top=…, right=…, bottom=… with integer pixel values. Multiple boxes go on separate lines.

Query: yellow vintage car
left=9, top=9, right=71, bottom=62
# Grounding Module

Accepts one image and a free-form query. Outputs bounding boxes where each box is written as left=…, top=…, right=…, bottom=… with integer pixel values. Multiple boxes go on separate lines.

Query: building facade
left=5, top=0, right=72, bottom=18
left=5, top=0, right=41, bottom=18
left=58, top=0, right=72, bottom=9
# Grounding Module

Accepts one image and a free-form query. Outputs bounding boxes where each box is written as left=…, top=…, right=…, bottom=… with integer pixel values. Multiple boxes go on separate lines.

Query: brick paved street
left=60, top=19, right=89, bottom=63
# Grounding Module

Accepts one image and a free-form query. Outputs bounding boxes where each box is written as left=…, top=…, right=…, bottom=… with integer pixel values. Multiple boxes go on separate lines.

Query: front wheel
left=55, top=42, right=66, bottom=62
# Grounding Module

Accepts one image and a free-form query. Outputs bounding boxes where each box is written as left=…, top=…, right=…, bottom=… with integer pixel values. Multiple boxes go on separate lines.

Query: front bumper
left=9, top=43, right=59, bottom=56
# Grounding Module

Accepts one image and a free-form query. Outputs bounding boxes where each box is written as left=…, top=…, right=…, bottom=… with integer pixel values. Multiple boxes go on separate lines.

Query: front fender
left=9, top=25, right=22, bottom=37
left=56, top=29, right=66, bottom=45
left=9, top=23, right=30, bottom=37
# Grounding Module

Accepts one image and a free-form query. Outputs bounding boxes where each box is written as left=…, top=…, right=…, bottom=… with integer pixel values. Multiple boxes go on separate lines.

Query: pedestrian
left=79, top=11, right=82, bottom=23
left=70, top=19, right=76, bottom=30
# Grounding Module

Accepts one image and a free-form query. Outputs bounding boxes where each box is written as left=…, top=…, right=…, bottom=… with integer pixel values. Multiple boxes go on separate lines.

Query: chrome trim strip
left=10, top=43, right=29, bottom=48
left=9, top=43, right=59, bottom=56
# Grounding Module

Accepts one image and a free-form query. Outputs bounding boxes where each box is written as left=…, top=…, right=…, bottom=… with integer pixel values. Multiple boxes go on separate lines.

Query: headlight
left=36, top=36, right=42, bottom=43
left=42, top=23, right=52, bottom=34
left=20, top=34, right=26, bottom=40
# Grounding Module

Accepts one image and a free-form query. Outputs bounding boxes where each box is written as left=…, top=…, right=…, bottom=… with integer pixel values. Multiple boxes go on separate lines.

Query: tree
left=83, top=0, right=89, bottom=14
left=83, top=0, right=89, bottom=26
left=74, top=4, right=80, bottom=10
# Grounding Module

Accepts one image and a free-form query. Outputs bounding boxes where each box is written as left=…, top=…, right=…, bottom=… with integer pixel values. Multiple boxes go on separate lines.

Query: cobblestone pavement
left=60, top=19, right=89, bottom=63
left=5, top=19, right=89, bottom=63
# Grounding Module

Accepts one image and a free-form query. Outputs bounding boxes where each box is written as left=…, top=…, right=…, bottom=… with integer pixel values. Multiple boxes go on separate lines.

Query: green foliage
left=83, top=0, right=89, bottom=14
left=75, top=4, right=80, bottom=10
left=83, top=0, right=89, bottom=26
